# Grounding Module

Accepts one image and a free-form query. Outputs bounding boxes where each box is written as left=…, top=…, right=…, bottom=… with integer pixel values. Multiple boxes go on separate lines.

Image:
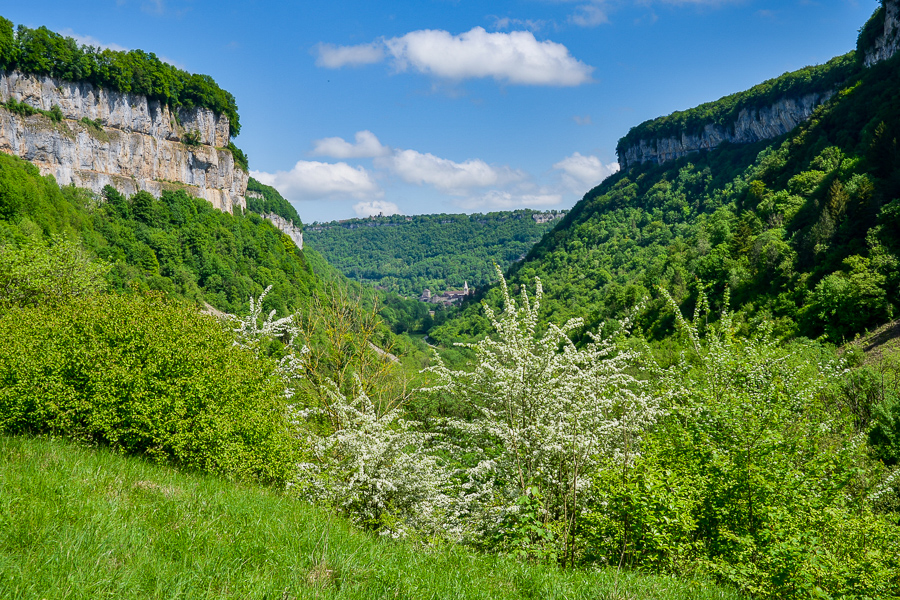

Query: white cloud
left=570, top=4, right=610, bottom=27
left=250, top=161, right=381, bottom=202
left=553, top=152, right=619, bottom=192
left=455, top=190, right=562, bottom=211
left=573, top=114, right=593, bottom=125
left=312, top=130, right=390, bottom=159
left=314, top=42, right=386, bottom=68
left=354, top=200, right=401, bottom=217
left=490, top=16, right=547, bottom=32
left=379, top=149, right=525, bottom=194
left=316, top=27, right=593, bottom=87
left=58, top=29, right=128, bottom=52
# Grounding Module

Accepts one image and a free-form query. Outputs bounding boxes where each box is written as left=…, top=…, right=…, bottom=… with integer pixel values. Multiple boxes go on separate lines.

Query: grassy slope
left=0, top=435, right=742, bottom=600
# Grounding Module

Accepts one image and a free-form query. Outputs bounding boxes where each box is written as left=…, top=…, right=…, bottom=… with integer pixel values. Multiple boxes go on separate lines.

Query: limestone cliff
left=262, top=212, right=304, bottom=250
left=618, top=93, right=831, bottom=170
left=863, top=0, right=900, bottom=67
left=0, top=70, right=246, bottom=213
left=617, top=2, right=900, bottom=171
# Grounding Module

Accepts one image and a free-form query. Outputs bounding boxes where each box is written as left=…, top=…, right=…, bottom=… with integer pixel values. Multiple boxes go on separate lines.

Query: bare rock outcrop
left=0, top=71, right=246, bottom=213
left=864, top=0, right=900, bottom=67
left=618, top=92, right=832, bottom=170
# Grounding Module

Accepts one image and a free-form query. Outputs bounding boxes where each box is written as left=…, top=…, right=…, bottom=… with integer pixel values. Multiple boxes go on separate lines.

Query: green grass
left=0, top=435, right=743, bottom=600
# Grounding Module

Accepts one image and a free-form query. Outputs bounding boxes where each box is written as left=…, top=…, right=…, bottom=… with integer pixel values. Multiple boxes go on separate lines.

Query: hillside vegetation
left=0, top=153, right=316, bottom=316
left=305, top=210, right=561, bottom=297
left=437, top=20, right=900, bottom=347
left=2, top=6, right=900, bottom=600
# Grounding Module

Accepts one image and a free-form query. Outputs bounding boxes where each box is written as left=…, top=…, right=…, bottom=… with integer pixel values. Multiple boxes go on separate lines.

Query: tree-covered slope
left=246, top=176, right=302, bottom=225
left=434, top=24, right=900, bottom=346
left=305, top=210, right=562, bottom=297
left=0, top=152, right=316, bottom=316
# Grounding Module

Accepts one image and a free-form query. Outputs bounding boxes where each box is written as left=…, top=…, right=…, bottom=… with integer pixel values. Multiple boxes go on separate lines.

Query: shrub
left=0, top=235, right=108, bottom=309
left=0, top=293, right=298, bottom=484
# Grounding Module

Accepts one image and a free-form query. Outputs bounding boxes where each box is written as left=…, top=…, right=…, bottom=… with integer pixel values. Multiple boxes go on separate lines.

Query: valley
left=1, top=4, right=900, bottom=599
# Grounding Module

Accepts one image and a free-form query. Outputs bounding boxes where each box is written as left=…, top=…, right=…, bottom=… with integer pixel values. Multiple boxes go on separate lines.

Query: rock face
left=618, top=92, right=832, bottom=170
left=0, top=71, right=246, bottom=213
left=262, top=212, right=303, bottom=250
left=864, top=0, right=900, bottom=67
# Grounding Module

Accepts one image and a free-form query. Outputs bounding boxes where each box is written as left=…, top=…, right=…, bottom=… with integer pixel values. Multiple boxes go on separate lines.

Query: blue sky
left=4, top=0, right=878, bottom=222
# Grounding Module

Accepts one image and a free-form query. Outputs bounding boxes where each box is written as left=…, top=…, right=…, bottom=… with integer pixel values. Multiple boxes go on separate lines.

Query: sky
left=3, top=0, right=879, bottom=223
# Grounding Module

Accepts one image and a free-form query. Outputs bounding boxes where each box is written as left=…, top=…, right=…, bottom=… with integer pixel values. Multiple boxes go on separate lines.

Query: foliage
left=579, top=291, right=900, bottom=598
left=227, top=285, right=307, bottom=399
left=0, top=97, right=63, bottom=122
left=857, top=4, right=887, bottom=58
left=227, top=141, right=249, bottom=172
left=292, top=380, right=444, bottom=535
left=181, top=129, right=201, bottom=146
left=0, top=235, right=108, bottom=309
left=427, top=267, right=659, bottom=565
left=0, top=154, right=320, bottom=315
left=294, top=284, right=413, bottom=426
left=245, top=176, right=301, bottom=224
left=0, top=293, right=299, bottom=484
left=0, top=16, right=240, bottom=137
left=305, top=210, right=560, bottom=297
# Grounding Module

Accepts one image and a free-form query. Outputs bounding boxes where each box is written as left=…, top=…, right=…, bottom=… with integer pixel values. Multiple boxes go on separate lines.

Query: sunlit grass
left=0, top=435, right=743, bottom=600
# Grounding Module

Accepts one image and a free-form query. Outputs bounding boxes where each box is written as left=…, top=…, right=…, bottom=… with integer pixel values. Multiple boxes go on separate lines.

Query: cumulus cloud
left=553, top=152, right=619, bottom=192
left=315, top=27, right=593, bottom=86
left=314, top=42, right=386, bottom=68
left=250, top=161, right=381, bottom=201
left=379, top=149, right=525, bottom=194
left=354, top=200, right=401, bottom=217
left=312, top=130, right=391, bottom=159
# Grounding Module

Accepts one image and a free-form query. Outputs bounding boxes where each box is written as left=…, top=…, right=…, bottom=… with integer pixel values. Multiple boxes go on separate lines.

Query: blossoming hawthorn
left=426, top=266, right=660, bottom=562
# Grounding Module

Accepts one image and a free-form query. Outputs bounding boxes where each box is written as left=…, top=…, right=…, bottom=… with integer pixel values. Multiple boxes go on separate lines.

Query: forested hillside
left=434, top=23, right=900, bottom=347
left=305, top=210, right=562, bottom=297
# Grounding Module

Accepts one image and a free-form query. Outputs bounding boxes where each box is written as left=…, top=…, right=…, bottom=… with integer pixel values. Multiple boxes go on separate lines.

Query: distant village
left=419, top=282, right=474, bottom=306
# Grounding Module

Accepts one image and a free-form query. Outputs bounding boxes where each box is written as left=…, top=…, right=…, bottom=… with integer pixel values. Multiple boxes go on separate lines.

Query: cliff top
left=615, top=2, right=895, bottom=161
left=615, top=52, right=856, bottom=161
left=0, top=15, right=241, bottom=138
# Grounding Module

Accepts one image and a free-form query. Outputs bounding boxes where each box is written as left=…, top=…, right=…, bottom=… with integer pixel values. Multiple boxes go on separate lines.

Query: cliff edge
left=0, top=70, right=247, bottom=213
left=617, top=0, right=899, bottom=171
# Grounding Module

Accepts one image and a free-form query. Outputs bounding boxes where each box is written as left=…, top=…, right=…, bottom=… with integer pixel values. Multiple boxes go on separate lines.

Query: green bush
left=578, top=297, right=900, bottom=597
left=0, top=293, right=298, bottom=484
left=0, top=235, right=108, bottom=309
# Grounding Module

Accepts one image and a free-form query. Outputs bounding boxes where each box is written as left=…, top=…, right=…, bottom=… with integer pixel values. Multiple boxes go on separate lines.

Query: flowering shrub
left=579, top=289, right=900, bottom=597
left=291, top=379, right=445, bottom=535
left=228, top=285, right=307, bottom=399
left=427, top=266, right=659, bottom=563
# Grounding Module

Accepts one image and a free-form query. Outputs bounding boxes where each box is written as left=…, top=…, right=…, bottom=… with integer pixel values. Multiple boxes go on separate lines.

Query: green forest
left=305, top=210, right=562, bottom=297
left=2, top=5, right=900, bottom=600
